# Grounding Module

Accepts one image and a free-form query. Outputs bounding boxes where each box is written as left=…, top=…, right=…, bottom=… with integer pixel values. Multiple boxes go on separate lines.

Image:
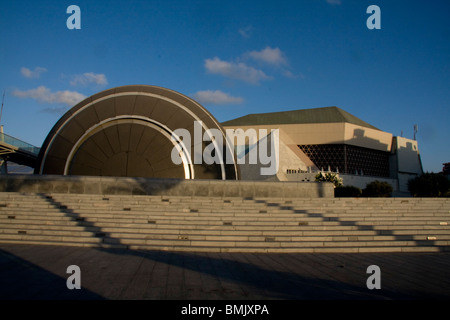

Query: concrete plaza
left=1, top=243, right=449, bottom=301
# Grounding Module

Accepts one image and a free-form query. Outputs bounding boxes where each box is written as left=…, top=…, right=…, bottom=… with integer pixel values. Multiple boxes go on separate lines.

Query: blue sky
left=0, top=0, right=449, bottom=173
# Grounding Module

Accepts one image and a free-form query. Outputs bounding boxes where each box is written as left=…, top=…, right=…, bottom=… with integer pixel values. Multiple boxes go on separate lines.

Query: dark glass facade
left=298, top=144, right=390, bottom=177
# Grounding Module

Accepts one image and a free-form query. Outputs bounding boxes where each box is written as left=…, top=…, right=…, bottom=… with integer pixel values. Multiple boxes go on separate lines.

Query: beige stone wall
left=276, top=134, right=309, bottom=181
left=395, top=137, right=422, bottom=174
left=343, top=123, right=392, bottom=152
left=224, top=123, right=346, bottom=145
left=223, top=122, right=393, bottom=152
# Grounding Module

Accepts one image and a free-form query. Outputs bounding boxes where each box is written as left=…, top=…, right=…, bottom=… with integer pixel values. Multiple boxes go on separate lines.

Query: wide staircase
left=0, top=192, right=449, bottom=253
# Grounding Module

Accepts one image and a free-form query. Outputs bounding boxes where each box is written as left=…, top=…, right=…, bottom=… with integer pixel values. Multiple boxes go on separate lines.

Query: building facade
left=222, top=106, right=423, bottom=195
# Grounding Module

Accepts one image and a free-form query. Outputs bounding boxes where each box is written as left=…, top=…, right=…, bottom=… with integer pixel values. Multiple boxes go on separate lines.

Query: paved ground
left=1, top=243, right=449, bottom=316
left=1, top=243, right=450, bottom=300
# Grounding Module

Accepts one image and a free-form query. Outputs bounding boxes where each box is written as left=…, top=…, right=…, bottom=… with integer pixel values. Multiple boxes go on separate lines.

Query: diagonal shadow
left=81, top=246, right=450, bottom=300
left=3, top=243, right=450, bottom=300
left=37, top=193, right=115, bottom=243
left=26, top=194, right=387, bottom=300
left=0, top=248, right=104, bottom=300
left=94, top=247, right=391, bottom=300
left=251, top=198, right=445, bottom=251
left=22, top=193, right=448, bottom=300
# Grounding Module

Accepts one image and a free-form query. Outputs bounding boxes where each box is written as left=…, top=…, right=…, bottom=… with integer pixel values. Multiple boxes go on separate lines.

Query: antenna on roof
left=413, top=124, right=418, bottom=141
left=0, top=90, right=4, bottom=134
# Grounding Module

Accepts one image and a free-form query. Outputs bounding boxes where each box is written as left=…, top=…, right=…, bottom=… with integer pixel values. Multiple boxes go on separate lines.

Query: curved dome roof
left=35, top=85, right=239, bottom=180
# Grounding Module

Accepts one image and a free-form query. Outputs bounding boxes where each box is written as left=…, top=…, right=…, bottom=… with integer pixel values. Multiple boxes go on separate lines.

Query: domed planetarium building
left=35, top=85, right=240, bottom=181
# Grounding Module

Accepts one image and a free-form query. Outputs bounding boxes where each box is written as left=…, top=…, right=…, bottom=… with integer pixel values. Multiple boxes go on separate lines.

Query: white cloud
left=41, top=106, right=70, bottom=115
left=12, top=86, right=87, bottom=106
left=21, top=67, right=47, bottom=79
left=192, top=90, right=244, bottom=105
left=205, top=57, right=271, bottom=84
left=326, top=0, right=342, bottom=5
left=70, top=72, right=108, bottom=86
left=247, top=47, right=288, bottom=66
left=238, top=25, right=254, bottom=38
left=282, top=70, right=303, bottom=79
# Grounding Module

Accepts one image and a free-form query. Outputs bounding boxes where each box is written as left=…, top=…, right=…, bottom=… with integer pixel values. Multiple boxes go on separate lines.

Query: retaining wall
left=0, top=175, right=334, bottom=198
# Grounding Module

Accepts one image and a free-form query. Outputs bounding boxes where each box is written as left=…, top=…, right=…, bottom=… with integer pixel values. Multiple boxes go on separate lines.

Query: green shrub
left=335, top=185, right=362, bottom=197
left=315, top=172, right=343, bottom=188
left=408, top=173, right=450, bottom=197
left=362, top=180, right=393, bottom=197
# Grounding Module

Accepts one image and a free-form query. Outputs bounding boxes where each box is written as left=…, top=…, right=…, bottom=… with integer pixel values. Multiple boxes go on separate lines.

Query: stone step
left=0, top=237, right=446, bottom=253
left=124, top=245, right=449, bottom=253
left=0, top=191, right=449, bottom=253
left=0, top=193, right=450, bottom=205
left=3, top=226, right=448, bottom=242
left=1, top=196, right=448, bottom=209
left=2, top=220, right=448, bottom=237
left=96, top=233, right=450, bottom=242
left=2, top=197, right=448, bottom=209
left=2, top=216, right=447, bottom=230
left=1, top=221, right=448, bottom=239
left=0, top=238, right=127, bottom=249
left=1, top=206, right=448, bottom=216
left=2, top=209, right=449, bottom=222
left=1, top=232, right=448, bottom=249
left=3, top=198, right=448, bottom=209
left=66, top=200, right=450, bottom=206
left=4, top=194, right=446, bottom=203
left=0, top=233, right=105, bottom=244
left=0, top=228, right=102, bottom=237
left=2, top=206, right=449, bottom=219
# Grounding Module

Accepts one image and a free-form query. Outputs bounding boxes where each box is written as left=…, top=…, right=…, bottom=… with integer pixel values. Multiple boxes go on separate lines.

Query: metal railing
left=0, top=132, right=40, bottom=156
